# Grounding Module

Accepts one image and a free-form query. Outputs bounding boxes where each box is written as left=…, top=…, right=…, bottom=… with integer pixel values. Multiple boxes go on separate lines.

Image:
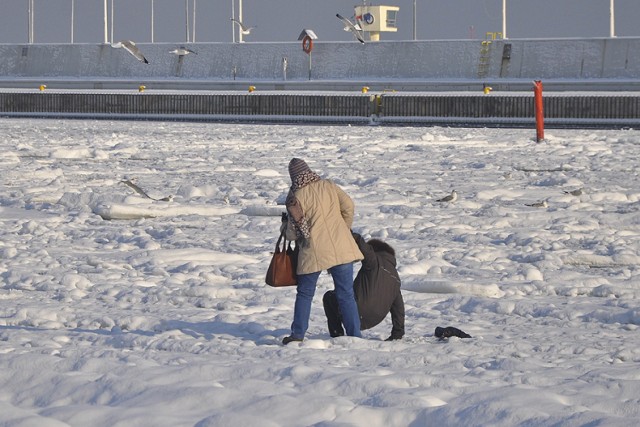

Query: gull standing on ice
left=111, top=40, right=149, bottom=64
left=564, top=188, right=583, bottom=196
left=169, top=46, right=198, bottom=56
left=230, top=18, right=255, bottom=35
left=436, top=190, right=458, bottom=203
left=525, top=200, right=548, bottom=208
left=336, top=13, right=365, bottom=44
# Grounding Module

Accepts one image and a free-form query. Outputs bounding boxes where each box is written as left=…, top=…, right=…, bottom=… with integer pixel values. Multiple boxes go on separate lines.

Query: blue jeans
left=290, top=263, right=361, bottom=339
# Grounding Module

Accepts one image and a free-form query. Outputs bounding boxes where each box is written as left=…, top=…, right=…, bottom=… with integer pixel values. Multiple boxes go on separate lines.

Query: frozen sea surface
left=1, top=118, right=639, bottom=426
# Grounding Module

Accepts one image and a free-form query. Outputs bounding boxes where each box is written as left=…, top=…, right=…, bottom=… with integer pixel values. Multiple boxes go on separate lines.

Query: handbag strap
left=276, top=231, right=296, bottom=253
left=275, top=232, right=288, bottom=253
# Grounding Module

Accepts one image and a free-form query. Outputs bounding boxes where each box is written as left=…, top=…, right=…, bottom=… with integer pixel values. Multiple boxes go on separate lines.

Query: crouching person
left=323, top=232, right=405, bottom=341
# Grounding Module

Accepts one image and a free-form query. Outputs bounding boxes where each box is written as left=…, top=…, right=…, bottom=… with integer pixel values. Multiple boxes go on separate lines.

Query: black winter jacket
left=352, top=233, right=405, bottom=339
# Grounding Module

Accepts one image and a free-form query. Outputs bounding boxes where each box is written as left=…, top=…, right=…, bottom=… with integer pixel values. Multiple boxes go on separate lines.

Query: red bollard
left=533, top=80, right=544, bottom=142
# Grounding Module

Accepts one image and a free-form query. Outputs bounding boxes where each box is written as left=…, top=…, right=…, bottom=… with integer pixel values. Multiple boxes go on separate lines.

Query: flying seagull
left=111, top=40, right=149, bottom=64
left=169, top=46, right=198, bottom=56
left=436, top=190, right=458, bottom=203
left=121, top=179, right=172, bottom=202
left=336, top=13, right=365, bottom=44
left=230, top=18, right=255, bottom=35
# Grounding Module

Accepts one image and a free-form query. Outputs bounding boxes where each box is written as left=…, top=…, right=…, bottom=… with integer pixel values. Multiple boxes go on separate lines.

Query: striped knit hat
left=288, top=158, right=311, bottom=180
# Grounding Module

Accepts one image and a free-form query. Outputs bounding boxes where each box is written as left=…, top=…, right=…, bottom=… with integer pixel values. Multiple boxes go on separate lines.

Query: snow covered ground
left=1, top=117, right=639, bottom=426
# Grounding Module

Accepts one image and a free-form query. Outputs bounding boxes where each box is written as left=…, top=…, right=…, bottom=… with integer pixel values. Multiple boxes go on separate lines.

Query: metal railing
left=1, top=91, right=639, bottom=127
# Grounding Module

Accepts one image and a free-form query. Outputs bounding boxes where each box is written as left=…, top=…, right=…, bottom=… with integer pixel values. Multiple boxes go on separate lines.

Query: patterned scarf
left=290, top=170, right=321, bottom=192
left=286, top=170, right=320, bottom=239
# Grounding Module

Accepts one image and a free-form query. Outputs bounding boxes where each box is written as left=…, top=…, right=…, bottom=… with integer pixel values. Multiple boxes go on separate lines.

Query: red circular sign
left=302, top=36, right=313, bottom=54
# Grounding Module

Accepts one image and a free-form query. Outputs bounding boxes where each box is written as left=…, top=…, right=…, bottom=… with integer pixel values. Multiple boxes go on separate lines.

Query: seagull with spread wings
left=336, top=13, right=365, bottom=44
left=111, top=40, right=149, bottom=64
left=120, top=179, right=172, bottom=202
left=230, top=18, right=255, bottom=35
left=169, top=46, right=198, bottom=56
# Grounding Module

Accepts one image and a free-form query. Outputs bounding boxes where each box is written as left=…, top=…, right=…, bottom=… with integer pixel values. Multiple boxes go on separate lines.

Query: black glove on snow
left=435, top=326, right=471, bottom=339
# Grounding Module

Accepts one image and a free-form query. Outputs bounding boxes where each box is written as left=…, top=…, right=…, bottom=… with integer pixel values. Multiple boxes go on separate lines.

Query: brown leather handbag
left=265, top=232, right=298, bottom=287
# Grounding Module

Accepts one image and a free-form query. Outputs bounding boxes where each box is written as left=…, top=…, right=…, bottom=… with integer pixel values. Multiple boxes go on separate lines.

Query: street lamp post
left=413, top=0, right=416, bottom=40
left=238, top=0, right=243, bottom=43
left=610, top=0, right=616, bottom=38
left=110, top=0, right=114, bottom=43
left=502, top=0, right=507, bottom=39
left=192, top=0, right=197, bottom=42
left=103, top=0, right=108, bottom=44
left=28, top=0, right=34, bottom=43
left=185, top=0, right=189, bottom=42
left=231, top=0, right=235, bottom=42
left=71, top=0, right=75, bottom=43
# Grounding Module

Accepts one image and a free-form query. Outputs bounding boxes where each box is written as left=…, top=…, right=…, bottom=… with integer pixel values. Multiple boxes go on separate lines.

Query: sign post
left=302, top=35, right=313, bottom=80
left=533, top=80, right=544, bottom=142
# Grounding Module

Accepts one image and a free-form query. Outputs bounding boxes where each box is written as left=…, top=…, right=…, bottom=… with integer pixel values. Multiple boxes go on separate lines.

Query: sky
left=1, top=0, right=640, bottom=44
left=1, top=117, right=639, bottom=426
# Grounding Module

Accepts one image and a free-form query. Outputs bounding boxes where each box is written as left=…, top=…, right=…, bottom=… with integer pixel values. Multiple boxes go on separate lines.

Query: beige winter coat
left=285, top=179, right=363, bottom=275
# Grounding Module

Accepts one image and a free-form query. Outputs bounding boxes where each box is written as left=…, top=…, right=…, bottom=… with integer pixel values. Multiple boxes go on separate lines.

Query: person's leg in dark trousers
left=322, top=290, right=344, bottom=337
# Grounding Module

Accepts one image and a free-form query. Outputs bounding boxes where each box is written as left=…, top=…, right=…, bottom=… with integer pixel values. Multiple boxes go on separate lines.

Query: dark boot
left=282, top=336, right=303, bottom=345
left=323, top=291, right=345, bottom=337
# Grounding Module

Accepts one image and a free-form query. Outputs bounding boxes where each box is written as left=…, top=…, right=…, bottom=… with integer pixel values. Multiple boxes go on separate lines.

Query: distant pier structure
left=1, top=37, right=639, bottom=127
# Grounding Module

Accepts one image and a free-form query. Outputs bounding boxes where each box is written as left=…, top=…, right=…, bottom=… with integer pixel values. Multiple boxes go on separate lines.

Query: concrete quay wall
left=1, top=38, right=640, bottom=91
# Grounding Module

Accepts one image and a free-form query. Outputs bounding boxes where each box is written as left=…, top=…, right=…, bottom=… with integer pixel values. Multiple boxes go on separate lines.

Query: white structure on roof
left=354, top=4, right=399, bottom=41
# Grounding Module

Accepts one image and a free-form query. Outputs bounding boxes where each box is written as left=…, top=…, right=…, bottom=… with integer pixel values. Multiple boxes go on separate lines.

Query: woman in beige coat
left=282, top=158, right=363, bottom=345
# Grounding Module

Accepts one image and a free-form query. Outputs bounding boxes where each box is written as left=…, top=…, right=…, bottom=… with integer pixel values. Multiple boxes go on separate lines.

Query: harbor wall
left=0, top=38, right=639, bottom=90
